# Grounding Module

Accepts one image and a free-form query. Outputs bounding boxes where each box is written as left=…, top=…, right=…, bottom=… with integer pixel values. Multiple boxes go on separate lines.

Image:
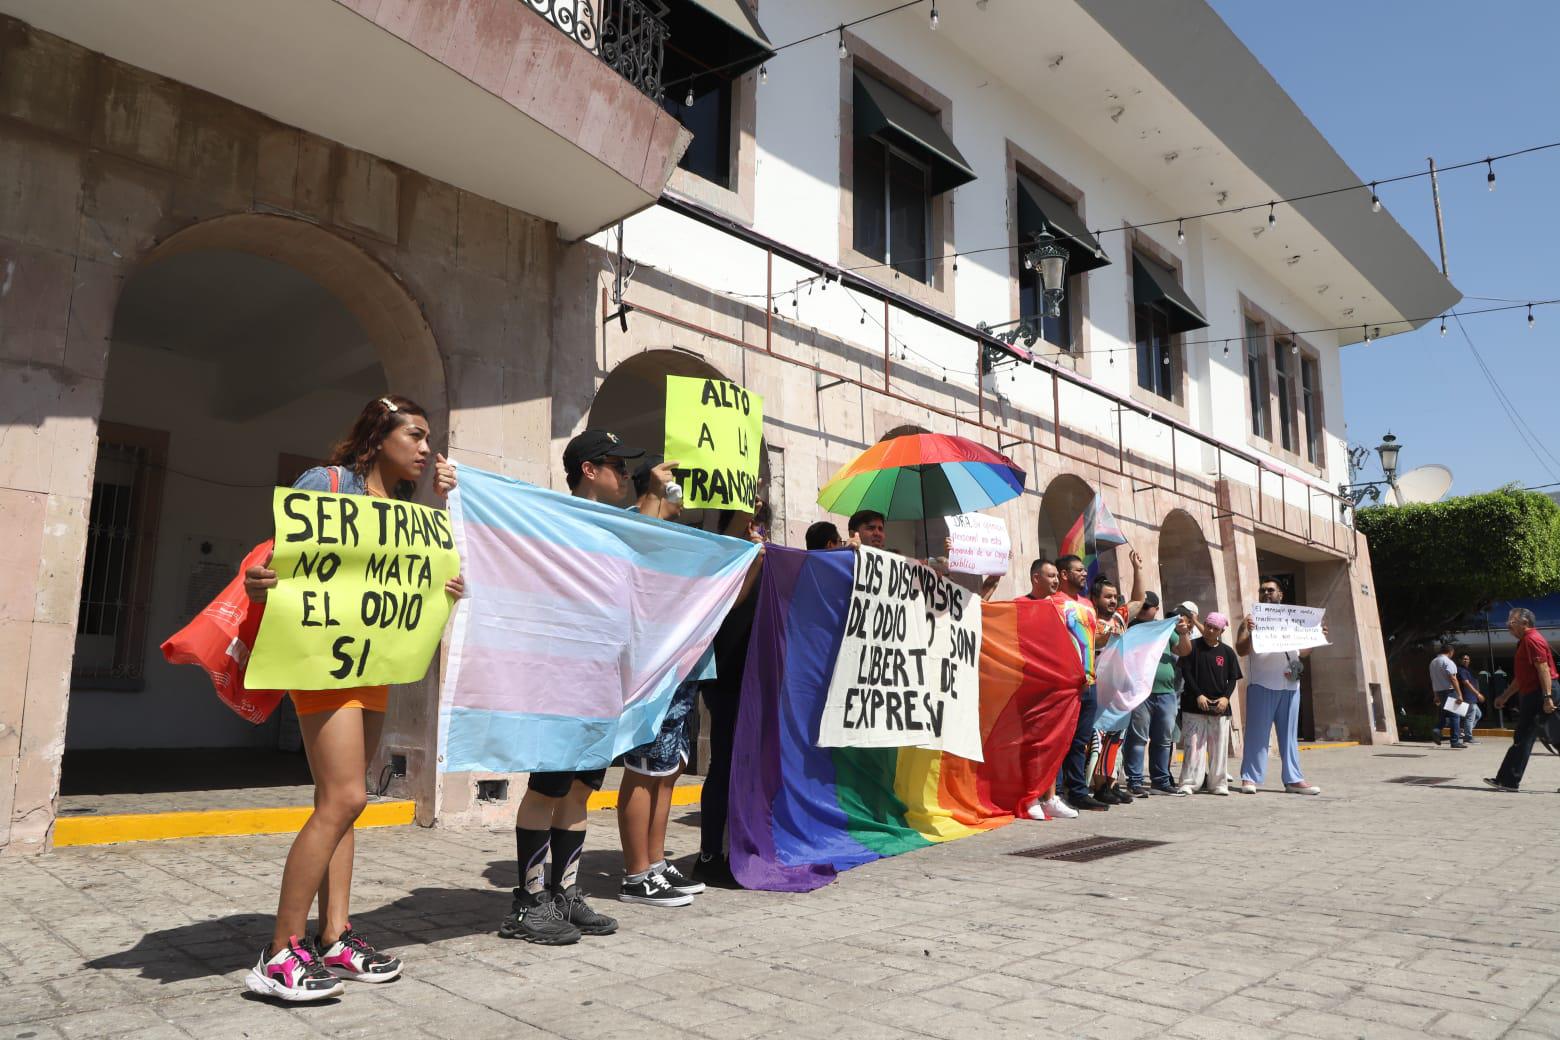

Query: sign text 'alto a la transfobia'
left=664, top=375, right=765, bottom=510
left=246, top=489, right=461, bottom=690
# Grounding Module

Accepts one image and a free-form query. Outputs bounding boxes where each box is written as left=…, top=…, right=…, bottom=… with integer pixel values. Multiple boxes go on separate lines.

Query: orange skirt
left=289, top=686, right=390, bottom=715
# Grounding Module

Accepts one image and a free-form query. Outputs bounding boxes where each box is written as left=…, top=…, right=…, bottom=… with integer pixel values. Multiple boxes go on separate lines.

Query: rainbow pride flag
left=730, top=547, right=1084, bottom=892
left=1060, top=492, right=1128, bottom=587
left=438, top=466, right=759, bottom=773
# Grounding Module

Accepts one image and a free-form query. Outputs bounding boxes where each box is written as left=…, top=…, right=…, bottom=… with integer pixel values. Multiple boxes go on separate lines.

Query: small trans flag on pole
left=1060, top=492, right=1128, bottom=587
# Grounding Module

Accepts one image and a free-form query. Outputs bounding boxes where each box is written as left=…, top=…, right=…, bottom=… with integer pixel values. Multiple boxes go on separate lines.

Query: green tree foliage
left=1357, top=487, right=1560, bottom=657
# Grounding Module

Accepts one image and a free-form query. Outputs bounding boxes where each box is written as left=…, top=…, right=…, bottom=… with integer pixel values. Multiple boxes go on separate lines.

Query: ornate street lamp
left=1023, top=224, right=1069, bottom=318
left=1375, top=432, right=1401, bottom=484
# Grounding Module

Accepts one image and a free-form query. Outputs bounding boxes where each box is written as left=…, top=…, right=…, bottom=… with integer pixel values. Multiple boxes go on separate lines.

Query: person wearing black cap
left=498, top=430, right=679, bottom=946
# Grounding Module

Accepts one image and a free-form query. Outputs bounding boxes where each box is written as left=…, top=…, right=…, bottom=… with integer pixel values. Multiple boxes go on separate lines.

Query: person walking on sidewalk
left=1235, top=576, right=1326, bottom=794
left=1458, top=653, right=1485, bottom=745
left=1429, top=643, right=1468, bottom=750
left=242, top=395, right=464, bottom=1002
left=1485, top=608, right=1558, bottom=793
left=1177, top=613, right=1242, bottom=795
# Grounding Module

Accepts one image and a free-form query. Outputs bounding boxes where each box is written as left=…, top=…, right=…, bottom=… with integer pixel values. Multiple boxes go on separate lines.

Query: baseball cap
left=563, top=429, right=644, bottom=474
left=1141, top=591, right=1161, bottom=610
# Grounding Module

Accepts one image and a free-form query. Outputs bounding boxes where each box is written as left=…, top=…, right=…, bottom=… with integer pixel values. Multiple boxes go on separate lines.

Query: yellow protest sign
left=663, top=374, right=765, bottom=510
left=246, top=489, right=461, bottom=690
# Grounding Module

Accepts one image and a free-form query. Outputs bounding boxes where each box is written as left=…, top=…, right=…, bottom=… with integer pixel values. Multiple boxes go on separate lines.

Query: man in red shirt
left=1485, top=607, right=1557, bottom=792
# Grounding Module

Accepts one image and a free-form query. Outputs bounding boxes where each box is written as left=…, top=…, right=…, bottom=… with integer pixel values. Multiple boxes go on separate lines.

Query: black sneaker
left=619, top=871, right=693, bottom=907
left=655, top=861, right=705, bottom=896
left=1483, top=777, right=1518, bottom=793
left=691, top=852, right=738, bottom=889
left=1127, top=785, right=1150, bottom=798
left=555, top=886, right=618, bottom=935
left=1112, top=784, right=1135, bottom=803
left=498, top=889, right=581, bottom=945
left=1451, top=742, right=1467, bottom=749
left=1070, top=793, right=1110, bottom=811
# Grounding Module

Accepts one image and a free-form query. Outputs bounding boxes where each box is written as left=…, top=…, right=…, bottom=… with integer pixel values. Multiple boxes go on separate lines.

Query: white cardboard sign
left=945, top=512, right=1010, bottom=576
left=1249, top=603, right=1328, bottom=654
left=819, top=546, right=984, bottom=760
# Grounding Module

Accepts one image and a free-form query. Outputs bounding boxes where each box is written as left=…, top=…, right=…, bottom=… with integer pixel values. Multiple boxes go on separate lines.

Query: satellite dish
left=1392, top=464, right=1453, bottom=504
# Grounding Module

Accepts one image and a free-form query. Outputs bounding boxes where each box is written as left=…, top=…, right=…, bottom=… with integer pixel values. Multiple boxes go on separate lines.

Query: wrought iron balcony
left=530, top=0, right=670, bottom=101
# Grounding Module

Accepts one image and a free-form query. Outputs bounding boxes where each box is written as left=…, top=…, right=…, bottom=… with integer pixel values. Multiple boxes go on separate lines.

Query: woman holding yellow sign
left=241, top=395, right=463, bottom=1003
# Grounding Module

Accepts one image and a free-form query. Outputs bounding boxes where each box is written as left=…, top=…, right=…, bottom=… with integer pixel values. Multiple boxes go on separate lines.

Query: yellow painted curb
left=1297, top=741, right=1360, bottom=751
left=53, top=800, right=415, bottom=848
left=588, top=783, right=703, bottom=811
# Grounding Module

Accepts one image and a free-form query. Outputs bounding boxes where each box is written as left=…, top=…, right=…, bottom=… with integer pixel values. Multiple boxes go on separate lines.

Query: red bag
left=161, top=539, right=285, bottom=724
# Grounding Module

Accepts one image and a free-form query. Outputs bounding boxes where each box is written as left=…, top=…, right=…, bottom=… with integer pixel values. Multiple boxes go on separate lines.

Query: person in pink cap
left=1176, top=611, right=1242, bottom=795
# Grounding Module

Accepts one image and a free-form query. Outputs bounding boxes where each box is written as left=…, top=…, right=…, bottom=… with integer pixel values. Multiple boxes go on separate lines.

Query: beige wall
left=0, top=19, right=557, bottom=851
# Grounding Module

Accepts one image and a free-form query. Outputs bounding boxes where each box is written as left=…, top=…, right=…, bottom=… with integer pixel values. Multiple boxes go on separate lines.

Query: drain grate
left=1374, top=753, right=1426, bottom=759
left=1385, top=775, right=1454, bottom=785
left=1010, top=836, right=1168, bottom=862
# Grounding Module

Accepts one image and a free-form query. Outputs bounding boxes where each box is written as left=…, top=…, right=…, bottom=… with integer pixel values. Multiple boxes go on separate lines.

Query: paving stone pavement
left=5, top=741, right=1560, bottom=1040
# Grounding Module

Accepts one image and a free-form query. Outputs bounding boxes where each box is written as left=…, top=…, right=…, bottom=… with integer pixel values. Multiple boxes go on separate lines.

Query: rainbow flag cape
left=1093, top=618, right=1180, bottom=733
left=1060, top=492, right=1128, bottom=587
left=729, top=547, right=1084, bottom=892
left=438, top=466, right=759, bottom=773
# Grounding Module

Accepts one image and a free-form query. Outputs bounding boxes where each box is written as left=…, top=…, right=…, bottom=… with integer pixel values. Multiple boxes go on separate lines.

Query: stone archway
left=1038, top=473, right=1093, bottom=561
left=51, top=213, right=451, bottom=839
left=1158, top=508, right=1219, bottom=617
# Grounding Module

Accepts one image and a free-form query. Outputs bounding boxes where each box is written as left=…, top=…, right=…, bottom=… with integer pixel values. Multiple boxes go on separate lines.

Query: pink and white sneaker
left=244, top=936, right=344, bottom=1002
left=314, top=925, right=402, bottom=983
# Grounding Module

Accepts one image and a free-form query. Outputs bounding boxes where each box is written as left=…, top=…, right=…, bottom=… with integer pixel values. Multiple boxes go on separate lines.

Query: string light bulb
left=1291, top=341, right=1299, bottom=355
left=1177, top=219, right=1185, bottom=245
left=1223, top=340, right=1230, bottom=357
left=952, top=255, right=959, bottom=273
left=1439, top=317, right=1447, bottom=336
left=1267, top=203, right=1277, bottom=229
left=1486, top=159, right=1496, bottom=191
left=1370, top=183, right=1380, bottom=213
left=941, top=368, right=948, bottom=383
left=838, top=27, right=847, bottom=60
left=759, top=64, right=768, bottom=85
left=1362, top=325, right=1372, bottom=344
left=1528, top=304, right=1535, bottom=329
left=930, top=2, right=939, bottom=29
left=684, top=86, right=695, bottom=107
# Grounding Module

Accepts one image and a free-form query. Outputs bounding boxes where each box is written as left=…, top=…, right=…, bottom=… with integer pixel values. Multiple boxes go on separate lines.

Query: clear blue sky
left=1210, top=1, right=1560, bottom=497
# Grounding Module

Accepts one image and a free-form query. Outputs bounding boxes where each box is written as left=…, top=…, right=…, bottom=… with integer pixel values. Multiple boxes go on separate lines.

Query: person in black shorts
left=498, top=430, right=680, bottom=945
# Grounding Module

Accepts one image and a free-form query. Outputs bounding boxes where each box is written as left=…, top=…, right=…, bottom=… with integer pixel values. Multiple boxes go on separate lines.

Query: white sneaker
left=1285, top=782, right=1322, bottom=796
left=1238, top=782, right=1258, bottom=795
left=1211, top=786, right=1230, bottom=796
left=1040, top=796, right=1078, bottom=820
left=243, top=937, right=344, bottom=1002
left=1023, top=801, right=1048, bottom=821
left=1175, top=785, right=1196, bottom=796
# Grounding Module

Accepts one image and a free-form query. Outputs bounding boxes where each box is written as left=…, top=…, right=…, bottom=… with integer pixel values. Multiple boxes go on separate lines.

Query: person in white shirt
left=1427, top=642, right=1467, bottom=749
left=1234, top=577, right=1326, bottom=794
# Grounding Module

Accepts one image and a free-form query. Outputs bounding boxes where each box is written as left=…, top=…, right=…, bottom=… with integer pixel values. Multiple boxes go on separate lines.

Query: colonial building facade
left=0, top=0, right=1458, bottom=853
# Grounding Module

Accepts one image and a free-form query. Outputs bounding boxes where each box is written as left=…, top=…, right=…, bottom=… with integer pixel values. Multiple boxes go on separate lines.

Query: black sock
left=516, top=827, right=549, bottom=896
left=549, top=827, right=585, bottom=892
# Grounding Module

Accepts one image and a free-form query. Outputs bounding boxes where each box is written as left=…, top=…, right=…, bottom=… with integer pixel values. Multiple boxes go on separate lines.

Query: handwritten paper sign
left=247, top=489, right=461, bottom=689
left=945, top=512, right=1010, bottom=576
left=1249, top=603, right=1328, bottom=654
left=664, top=375, right=765, bottom=510
left=819, top=546, right=984, bottom=760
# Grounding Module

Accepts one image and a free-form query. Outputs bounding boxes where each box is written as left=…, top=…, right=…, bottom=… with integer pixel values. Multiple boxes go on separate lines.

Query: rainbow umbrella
left=817, top=433, right=1026, bottom=520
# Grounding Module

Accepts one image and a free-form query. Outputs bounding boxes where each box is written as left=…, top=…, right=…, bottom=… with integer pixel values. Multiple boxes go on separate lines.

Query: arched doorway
left=587, top=349, right=776, bottom=535
left=60, top=215, right=446, bottom=816
left=1158, top=509, right=1218, bottom=616
left=1038, top=473, right=1093, bottom=563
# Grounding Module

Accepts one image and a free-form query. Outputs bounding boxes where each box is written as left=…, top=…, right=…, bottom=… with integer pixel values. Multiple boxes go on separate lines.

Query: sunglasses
left=590, top=456, right=627, bottom=474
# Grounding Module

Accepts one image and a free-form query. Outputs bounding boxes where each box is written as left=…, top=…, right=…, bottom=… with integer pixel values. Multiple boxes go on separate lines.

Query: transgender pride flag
left=1093, top=617, right=1180, bottom=734
left=438, top=465, right=759, bottom=774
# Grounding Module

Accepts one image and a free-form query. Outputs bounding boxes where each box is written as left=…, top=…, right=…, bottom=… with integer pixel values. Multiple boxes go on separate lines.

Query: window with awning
left=1133, top=253, right=1207, bottom=400
left=659, top=0, right=774, bottom=188
left=1016, top=173, right=1110, bottom=351
left=852, top=71, right=974, bottom=283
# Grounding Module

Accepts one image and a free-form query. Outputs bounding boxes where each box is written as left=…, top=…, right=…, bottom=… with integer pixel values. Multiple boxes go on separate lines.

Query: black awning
left=665, top=0, right=775, bottom=80
left=1016, top=175, right=1110, bottom=275
left=853, top=72, right=976, bottom=194
left=1133, top=254, right=1209, bottom=333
